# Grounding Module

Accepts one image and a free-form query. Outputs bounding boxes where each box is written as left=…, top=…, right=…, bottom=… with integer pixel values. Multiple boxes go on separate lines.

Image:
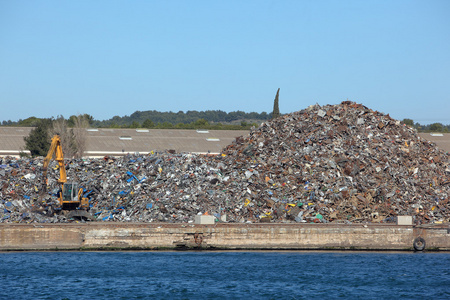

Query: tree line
left=5, top=113, right=449, bottom=133
left=99, top=109, right=271, bottom=128
left=401, top=119, right=450, bottom=133
left=2, top=110, right=271, bottom=129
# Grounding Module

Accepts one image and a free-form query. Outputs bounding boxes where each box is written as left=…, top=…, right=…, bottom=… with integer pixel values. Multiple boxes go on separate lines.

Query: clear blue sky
left=1, top=0, right=449, bottom=125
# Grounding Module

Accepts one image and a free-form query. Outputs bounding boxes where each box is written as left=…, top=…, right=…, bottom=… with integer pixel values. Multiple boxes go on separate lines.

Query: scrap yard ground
left=1, top=102, right=449, bottom=251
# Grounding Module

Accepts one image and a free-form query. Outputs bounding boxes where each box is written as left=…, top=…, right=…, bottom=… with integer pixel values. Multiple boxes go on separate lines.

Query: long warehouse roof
left=0, top=127, right=249, bottom=157
left=0, top=127, right=449, bottom=157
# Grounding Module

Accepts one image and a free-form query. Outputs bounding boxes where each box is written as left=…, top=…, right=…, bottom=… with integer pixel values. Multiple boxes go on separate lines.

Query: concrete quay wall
left=1, top=223, right=449, bottom=251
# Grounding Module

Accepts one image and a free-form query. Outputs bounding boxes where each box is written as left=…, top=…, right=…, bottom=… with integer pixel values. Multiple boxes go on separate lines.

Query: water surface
left=0, top=251, right=449, bottom=299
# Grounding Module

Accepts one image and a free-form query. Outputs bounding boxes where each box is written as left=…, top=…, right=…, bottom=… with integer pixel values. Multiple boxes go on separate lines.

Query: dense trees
left=24, top=119, right=53, bottom=156
left=402, top=119, right=414, bottom=127
left=142, top=119, right=154, bottom=128
left=23, top=115, right=90, bottom=158
left=6, top=110, right=449, bottom=132
left=18, top=117, right=41, bottom=127
left=4, top=110, right=270, bottom=129
left=401, top=119, right=449, bottom=132
left=68, top=114, right=94, bottom=127
left=90, top=110, right=271, bottom=128
left=429, top=123, right=444, bottom=132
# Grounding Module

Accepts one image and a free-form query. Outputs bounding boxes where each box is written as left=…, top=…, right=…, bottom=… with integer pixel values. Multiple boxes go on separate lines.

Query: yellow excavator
left=43, top=135, right=91, bottom=215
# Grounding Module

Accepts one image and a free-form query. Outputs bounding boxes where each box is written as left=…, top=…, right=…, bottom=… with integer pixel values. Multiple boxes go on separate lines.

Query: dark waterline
left=1, top=251, right=449, bottom=299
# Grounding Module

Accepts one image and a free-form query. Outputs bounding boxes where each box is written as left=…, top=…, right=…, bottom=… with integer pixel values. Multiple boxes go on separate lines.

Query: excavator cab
left=60, top=182, right=90, bottom=210
left=62, top=182, right=79, bottom=201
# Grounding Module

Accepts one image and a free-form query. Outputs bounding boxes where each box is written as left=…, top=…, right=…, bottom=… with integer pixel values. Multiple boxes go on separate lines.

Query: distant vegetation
left=2, top=110, right=271, bottom=130
left=1, top=110, right=449, bottom=132
left=93, top=110, right=270, bottom=130
left=401, top=119, right=450, bottom=133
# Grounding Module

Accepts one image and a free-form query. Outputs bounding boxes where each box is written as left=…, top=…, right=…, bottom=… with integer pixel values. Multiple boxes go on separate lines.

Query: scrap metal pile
left=1, top=101, right=449, bottom=224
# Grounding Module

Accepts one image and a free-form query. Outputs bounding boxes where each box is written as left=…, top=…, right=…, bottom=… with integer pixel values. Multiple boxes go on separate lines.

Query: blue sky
left=1, top=0, right=449, bottom=124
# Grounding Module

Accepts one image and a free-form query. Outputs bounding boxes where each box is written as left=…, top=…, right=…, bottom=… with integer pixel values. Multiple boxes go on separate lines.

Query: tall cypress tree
left=24, top=118, right=53, bottom=157
left=272, top=88, right=280, bottom=119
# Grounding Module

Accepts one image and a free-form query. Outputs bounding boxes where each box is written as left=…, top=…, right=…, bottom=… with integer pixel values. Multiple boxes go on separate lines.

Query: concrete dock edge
left=1, top=223, right=449, bottom=251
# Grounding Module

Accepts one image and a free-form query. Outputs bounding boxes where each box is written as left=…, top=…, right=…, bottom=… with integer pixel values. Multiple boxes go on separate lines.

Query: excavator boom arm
left=42, top=135, right=67, bottom=191
left=42, top=134, right=90, bottom=212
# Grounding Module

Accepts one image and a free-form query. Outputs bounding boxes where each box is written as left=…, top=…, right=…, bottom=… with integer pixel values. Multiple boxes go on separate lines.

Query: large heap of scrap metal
left=1, top=101, right=449, bottom=224
left=219, top=101, right=449, bottom=224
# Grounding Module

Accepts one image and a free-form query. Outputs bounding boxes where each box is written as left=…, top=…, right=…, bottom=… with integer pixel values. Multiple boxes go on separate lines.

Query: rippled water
left=0, top=251, right=449, bottom=299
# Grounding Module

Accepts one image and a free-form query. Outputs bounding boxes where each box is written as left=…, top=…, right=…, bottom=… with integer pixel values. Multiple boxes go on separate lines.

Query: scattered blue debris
left=102, top=214, right=113, bottom=221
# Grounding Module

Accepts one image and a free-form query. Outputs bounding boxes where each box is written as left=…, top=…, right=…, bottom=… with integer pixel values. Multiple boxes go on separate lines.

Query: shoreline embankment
left=1, top=223, right=449, bottom=251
